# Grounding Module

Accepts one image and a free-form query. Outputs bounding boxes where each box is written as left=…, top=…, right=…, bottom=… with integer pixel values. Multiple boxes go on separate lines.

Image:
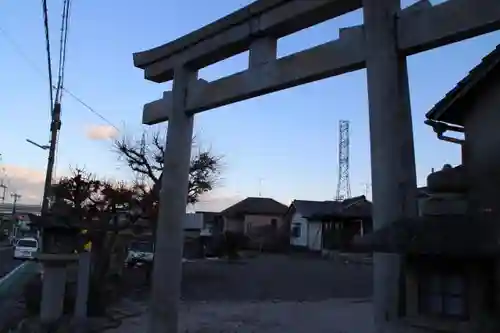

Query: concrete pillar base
left=40, top=263, right=68, bottom=325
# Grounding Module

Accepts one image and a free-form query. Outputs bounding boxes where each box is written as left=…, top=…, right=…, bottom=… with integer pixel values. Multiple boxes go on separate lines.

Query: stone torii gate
left=132, top=0, right=500, bottom=332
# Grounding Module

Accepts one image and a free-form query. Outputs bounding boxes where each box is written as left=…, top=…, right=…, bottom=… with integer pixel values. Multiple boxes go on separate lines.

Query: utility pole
left=11, top=193, right=21, bottom=214
left=0, top=180, right=7, bottom=204
left=41, top=102, right=61, bottom=214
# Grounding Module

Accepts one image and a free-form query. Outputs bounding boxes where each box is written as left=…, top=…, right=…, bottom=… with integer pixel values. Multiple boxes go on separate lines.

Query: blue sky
left=0, top=0, right=499, bottom=209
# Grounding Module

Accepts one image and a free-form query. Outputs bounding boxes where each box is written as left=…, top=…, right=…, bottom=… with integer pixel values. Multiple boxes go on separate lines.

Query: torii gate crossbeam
left=133, top=1, right=500, bottom=332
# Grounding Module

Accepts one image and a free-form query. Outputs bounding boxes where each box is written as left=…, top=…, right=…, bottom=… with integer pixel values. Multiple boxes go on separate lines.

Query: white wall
left=307, top=221, right=322, bottom=251
left=290, top=212, right=307, bottom=247
left=290, top=212, right=323, bottom=251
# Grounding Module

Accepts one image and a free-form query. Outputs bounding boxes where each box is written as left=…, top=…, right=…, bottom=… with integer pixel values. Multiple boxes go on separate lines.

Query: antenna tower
left=336, top=120, right=351, bottom=200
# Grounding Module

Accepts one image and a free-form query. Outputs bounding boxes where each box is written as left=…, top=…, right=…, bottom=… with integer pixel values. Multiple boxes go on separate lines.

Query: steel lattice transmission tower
left=336, top=120, right=351, bottom=201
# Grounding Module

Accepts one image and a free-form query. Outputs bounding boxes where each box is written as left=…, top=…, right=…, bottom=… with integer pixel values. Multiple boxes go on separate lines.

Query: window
left=291, top=223, right=301, bottom=238
left=418, top=272, right=467, bottom=318
left=271, top=219, right=277, bottom=229
left=17, top=239, right=38, bottom=248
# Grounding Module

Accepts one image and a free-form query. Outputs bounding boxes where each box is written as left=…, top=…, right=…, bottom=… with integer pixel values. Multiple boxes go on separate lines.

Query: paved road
left=0, top=245, right=22, bottom=278
left=0, top=245, right=40, bottom=331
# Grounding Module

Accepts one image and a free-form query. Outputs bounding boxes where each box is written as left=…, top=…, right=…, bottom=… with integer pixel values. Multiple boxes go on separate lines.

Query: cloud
left=0, top=164, right=45, bottom=205
left=0, top=165, right=242, bottom=212
left=85, top=125, right=118, bottom=140
left=191, top=188, right=244, bottom=212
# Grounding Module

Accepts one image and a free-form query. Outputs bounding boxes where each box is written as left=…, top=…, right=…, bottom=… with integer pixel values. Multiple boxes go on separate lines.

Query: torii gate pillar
left=148, top=67, right=197, bottom=333
left=363, top=0, right=418, bottom=328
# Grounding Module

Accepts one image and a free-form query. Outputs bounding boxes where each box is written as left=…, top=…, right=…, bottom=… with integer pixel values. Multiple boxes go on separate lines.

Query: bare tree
left=114, top=130, right=221, bottom=208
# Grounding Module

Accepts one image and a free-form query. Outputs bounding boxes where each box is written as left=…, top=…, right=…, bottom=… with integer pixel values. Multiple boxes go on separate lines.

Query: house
left=221, top=197, right=288, bottom=249
left=196, top=211, right=224, bottom=235
left=355, top=45, right=500, bottom=332
left=221, top=197, right=288, bottom=234
left=286, top=195, right=372, bottom=252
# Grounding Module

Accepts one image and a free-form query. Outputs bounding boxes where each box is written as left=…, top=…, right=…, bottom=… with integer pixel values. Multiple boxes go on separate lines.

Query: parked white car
left=125, top=240, right=154, bottom=267
left=13, top=237, right=39, bottom=260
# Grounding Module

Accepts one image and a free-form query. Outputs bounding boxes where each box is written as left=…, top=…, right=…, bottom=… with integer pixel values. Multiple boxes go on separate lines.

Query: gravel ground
left=106, top=298, right=374, bottom=333
left=104, top=254, right=374, bottom=332
left=181, top=254, right=372, bottom=301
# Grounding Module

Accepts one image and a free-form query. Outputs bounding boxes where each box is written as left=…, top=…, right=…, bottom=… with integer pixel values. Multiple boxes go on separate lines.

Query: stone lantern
left=28, top=213, right=82, bottom=326
left=29, top=213, right=83, bottom=256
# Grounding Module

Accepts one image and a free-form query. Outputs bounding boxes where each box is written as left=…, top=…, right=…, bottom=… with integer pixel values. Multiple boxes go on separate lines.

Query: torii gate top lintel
left=135, top=0, right=500, bottom=126
left=133, top=0, right=363, bottom=82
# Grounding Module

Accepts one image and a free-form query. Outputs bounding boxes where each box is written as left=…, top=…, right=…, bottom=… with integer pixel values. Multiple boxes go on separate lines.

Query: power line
left=52, top=0, right=73, bottom=177
left=55, top=0, right=72, bottom=103
left=0, top=25, right=47, bottom=79
left=0, top=24, right=119, bottom=131
left=63, top=88, right=120, bottom=131
left=41, top=0, right=54, bottom=113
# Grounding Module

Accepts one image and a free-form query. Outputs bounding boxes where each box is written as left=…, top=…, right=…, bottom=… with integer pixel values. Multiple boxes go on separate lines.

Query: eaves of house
left=291, top=195, right=372, bottom=221
left=426, top=44, right=500, bottom=126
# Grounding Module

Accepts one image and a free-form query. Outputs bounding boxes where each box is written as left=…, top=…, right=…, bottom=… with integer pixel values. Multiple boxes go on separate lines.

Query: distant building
left=221, top=197, right=288, bottom=234
left=0, top=203, right=41, bottom=216
left=221, top=197, right=288, bottom=250
left=285, top=195, right=372, bottom=252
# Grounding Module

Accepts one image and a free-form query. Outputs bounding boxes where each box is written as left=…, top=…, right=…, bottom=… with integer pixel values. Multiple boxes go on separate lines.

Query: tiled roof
left=221, top=197, right=288, bottom=217
left=426, top=44, right=500, bottom=126
left=293, top=200, right=342, bottom=219
left=292, top=195, right=371, bottom=220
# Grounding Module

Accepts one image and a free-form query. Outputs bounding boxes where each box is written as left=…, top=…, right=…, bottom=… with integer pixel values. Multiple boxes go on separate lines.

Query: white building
left=287, top=196, right=372, bottom=252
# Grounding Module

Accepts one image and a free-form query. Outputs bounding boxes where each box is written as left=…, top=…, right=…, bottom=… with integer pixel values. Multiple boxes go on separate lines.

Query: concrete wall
left=244, top=214, right=282, bottom=233
left=223, top=217, right=244, bottom=233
